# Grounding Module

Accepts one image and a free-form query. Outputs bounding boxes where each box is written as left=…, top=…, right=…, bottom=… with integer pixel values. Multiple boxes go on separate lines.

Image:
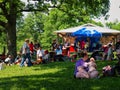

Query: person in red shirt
left=29, top=41, right=34, bottom=54
left=80, top=40, right=85, bottom=50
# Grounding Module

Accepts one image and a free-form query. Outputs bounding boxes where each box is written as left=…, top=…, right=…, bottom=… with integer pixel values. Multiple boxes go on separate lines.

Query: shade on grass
left=0, top=60, right=119, bottom=90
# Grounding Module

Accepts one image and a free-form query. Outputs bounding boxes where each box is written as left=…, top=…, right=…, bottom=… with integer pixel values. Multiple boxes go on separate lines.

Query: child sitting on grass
left=87, top=57, right=99, bottom=78
left=76, top=66, right=89, bottom=79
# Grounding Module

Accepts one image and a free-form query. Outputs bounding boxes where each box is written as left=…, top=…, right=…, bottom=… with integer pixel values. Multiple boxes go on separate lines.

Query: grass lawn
left=0, top=60, right=120, bottom=90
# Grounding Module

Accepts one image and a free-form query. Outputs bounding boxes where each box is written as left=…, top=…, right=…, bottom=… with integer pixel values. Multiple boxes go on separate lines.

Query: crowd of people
left=0, top=38, right=120, bottom=79
left=50, top=38, right=120, bottom=79
left=73, top=38, right=120, bottom=79
left=52, top=38, right=120, bottom=61
left=19, top=39, right=50, bottom=66
left=0, top=38, right=120, bottom=65
left=0, top=39, right=49, bottom=67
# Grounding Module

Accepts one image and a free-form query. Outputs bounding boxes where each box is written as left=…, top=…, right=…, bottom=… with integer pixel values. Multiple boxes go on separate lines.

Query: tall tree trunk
left=6, top=14, right=17, bottom=59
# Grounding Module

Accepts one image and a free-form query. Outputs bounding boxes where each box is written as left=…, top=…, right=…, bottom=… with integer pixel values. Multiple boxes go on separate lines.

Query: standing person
left=116, top=39, right=120, bottom=60
left=33, top=41, right=40, bottom=55
left=20, top=39, right=32, bottom=67
left=29, top=41, right=34, bottom=54
left=116, top=39, right=120, bottom=50
left=74, top=37, right=79, bottom=51
left=81, top=40, right=85, bottom=50
left=74, top=52, right=89, bottom=79
left=92, top=42, right=97, bottom=51
left=107, top=44, right=113, bottom=61
left=64, top=40, right=70, bottom=56
left=51, top=40, right=57, bottom=51
left=102, top=45, right=108, bottom=60
left=85, top=40, right=89, bottom=51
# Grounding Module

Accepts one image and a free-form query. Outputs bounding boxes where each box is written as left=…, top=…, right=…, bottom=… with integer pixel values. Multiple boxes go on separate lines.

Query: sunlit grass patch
left=0, top=61, right=120, bottom=90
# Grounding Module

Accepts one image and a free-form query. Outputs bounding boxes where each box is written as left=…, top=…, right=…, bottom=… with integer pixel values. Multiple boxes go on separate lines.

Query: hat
left=25, top=39, right=29, bottom=42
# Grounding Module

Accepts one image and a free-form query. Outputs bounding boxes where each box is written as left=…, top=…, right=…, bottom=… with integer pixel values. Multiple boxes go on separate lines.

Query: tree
left=0, top=0, right=110, bottom=58
left=41, top=7, right=105, bottom=49
left=106, top=20, right=120, bottom=30
left=0, top=0, right=24, bottom=58
left=17, top=12, right=45, bottom=45
left=0, top=0, right=49, bottom=58
left=54, top=0, right=110, bottom=21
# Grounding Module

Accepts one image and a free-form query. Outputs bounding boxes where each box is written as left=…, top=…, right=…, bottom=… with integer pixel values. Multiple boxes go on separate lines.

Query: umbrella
left=72, top=27, right=102, bottom=37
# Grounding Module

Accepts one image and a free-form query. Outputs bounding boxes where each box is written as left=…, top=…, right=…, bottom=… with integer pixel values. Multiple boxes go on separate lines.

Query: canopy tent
left=55, top=23, right=120, bottom=36
left=54, top=23, right=120, bottom=46
left=71, top=27, right=102, bottom=52
left=72, top=27, right=102, bottom=37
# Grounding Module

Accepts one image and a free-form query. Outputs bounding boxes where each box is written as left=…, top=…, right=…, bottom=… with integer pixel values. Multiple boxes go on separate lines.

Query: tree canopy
left=0, top=0, right=110, bottom=57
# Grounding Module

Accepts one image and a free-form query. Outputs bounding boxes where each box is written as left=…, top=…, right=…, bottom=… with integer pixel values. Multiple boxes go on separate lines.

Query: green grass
left=0, top=60, right=120, bottom=90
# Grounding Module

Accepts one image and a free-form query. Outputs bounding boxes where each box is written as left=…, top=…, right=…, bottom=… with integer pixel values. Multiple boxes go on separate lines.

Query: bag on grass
left=102, top=65, right=116, bottom=77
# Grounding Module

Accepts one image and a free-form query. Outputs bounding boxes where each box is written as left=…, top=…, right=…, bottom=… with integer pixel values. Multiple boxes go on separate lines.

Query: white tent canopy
left=55, top=23, right=120, bottom=35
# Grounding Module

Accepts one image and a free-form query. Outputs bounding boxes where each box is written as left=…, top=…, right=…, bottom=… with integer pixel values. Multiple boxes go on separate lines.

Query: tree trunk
left=6, top=14, right=17, bottom=59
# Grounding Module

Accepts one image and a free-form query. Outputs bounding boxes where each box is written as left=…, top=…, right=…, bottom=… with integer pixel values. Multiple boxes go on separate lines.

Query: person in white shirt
left=5, top=55, right=12, bottom=66
left=36, top=46, right=44, bottom=64
left=37, top=46, right=44, bottom=59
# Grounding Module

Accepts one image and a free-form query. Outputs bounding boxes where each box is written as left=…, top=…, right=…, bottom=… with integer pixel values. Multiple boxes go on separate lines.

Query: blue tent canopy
left=72, top=27, right=102, bottom=37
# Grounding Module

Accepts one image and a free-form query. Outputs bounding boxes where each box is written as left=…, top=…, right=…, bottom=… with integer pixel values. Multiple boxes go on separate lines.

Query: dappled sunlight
left=91, top=86, right=101, bottom=90
left=0, top=65, right=67, bottom=79
left=0, top=61, right=120, bottom=90
left=0, top=68, right=71, bottom=90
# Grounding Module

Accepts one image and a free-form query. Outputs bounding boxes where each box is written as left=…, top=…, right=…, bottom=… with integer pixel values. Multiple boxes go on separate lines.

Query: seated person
left=34, top=47, right=49, bottom=64
left=76, top=66, right=89, bottom=78
left=74, top=52, right=89, bottom=79
left=14, top=52, right=22, bottom=65
left=36, top=46, right=44, bottom=64
left=33, top=57, right=42, bottom=65
left=87, top=57, right=99, bottom=78
left=54, top=46, right=64, bottom=61
left=42, top=50, right=49, bottom=64
left=4, top=55, right=13, bottom=66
